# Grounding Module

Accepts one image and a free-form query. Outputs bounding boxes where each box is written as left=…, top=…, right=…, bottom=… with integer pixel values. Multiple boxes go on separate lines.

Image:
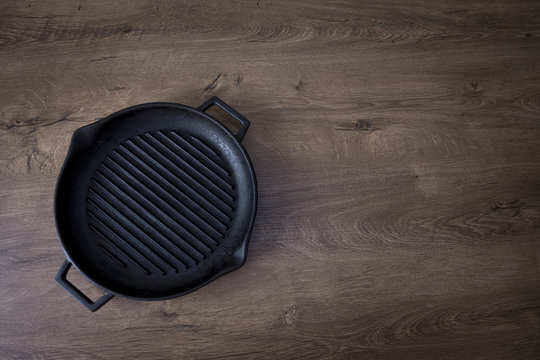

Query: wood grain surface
left=1, top=0, right=539, bottom=358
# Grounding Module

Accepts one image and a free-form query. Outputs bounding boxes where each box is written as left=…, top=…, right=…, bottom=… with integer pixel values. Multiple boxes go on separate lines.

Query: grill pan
left=54, top=97, right=257, bottom=311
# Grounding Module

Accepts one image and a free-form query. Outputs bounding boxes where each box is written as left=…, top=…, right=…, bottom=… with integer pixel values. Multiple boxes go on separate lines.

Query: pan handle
left=198, top=96, right=251, bottom=141
left=55, top=259, right=114, bottom=312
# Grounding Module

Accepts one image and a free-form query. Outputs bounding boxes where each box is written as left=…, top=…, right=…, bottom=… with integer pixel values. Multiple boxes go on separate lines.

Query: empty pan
left=54, top=96, right=257, bottom=311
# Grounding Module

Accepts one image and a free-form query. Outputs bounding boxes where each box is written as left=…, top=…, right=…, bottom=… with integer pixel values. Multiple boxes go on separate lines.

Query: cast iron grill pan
left=54, top=97, right=257, bottom=311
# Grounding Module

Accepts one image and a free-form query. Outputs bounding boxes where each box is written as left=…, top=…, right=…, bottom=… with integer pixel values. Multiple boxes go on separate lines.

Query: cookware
left=54, top=96, right=257, bottom=311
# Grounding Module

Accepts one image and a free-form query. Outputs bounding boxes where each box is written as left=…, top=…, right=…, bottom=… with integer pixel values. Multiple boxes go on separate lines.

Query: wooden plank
left=1, top=0, right=539, bottom=358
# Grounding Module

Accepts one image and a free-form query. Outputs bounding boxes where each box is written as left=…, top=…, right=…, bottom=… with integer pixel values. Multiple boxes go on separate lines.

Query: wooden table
left=1, top=1, right=539, bottom=358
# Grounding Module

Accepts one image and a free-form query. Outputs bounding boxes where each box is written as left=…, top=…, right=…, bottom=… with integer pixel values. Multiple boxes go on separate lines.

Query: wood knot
left=354, top=119, right=381, bottom=132
left=489, top=199, right=523, bottom=217
left=334, top=118, right=382, bottom=132
left=159, top=309, right=178, bottom=319
left=355, top=119, right=372, bottom=130
left=203, top=73, right=226, bottom=93
left=283, top=305, right=299, bottom=326
left=470, top=81, right=480, bottom=92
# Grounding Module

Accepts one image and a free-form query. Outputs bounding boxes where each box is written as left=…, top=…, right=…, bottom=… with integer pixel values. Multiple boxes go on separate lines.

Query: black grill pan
left=54, top=97, right=257, bottom=311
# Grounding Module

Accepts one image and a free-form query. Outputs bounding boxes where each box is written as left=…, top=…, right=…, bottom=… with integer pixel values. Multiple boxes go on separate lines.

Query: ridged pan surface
left=55, top=103, right=256, bottom=299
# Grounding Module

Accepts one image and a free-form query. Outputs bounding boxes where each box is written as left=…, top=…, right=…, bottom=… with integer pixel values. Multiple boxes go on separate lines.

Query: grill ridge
left=99, top=161, right=220, bottom=251
left=106, top=152, right=230, bottom=230
left=130, top=136, right=235, bottom=203
left=95, top=168, right=213, bottom=255
left=91, top=177, right=202, bottom=265
left=119, top=141, right=234, bottom=216
left=114, top=144, right=231, bottom=226
left=160, top=131, right=232, bottom=184
left=86, top=130, right=237, bottom=276
left=87, top=201, right=167, bottom=274
left=99, top=244, right=128, bottom=268
left=89, top=223, right=151, bottom=274
left=88, top=191, right=182, bottom=273
left=107, top=151, right=225, bottom=242
left=177, top=133, right=231, bottom=176
left=189, top=136, right=224, bottom=161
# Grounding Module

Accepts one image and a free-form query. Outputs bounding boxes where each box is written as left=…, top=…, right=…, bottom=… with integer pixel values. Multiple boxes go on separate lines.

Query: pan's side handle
left=55, top=259, right=114, bottom=312
left=198, top=96, right=251, bottom=141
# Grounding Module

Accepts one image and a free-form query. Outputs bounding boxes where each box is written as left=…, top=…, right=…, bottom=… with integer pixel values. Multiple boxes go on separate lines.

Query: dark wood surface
left=1, top=0, right=539, bottom=358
